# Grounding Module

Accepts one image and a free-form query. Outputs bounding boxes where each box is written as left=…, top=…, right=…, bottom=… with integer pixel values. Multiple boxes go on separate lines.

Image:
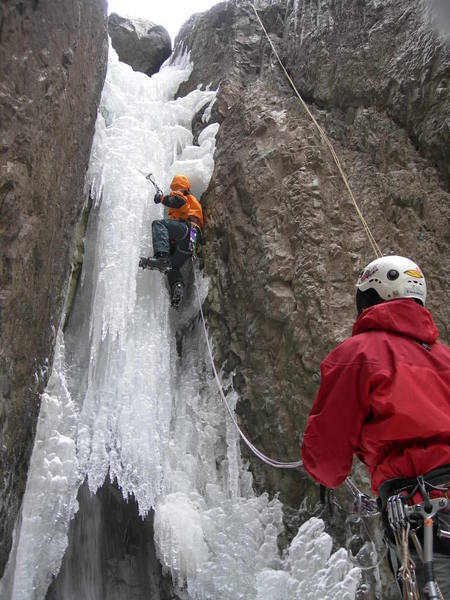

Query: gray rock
left=108, top=13, right=171, bottom=76
left=283, top=0, right=450, bottom=187
left=176, top=1, right=449, bottom=595
left=0, top=0, right=107, bottom=577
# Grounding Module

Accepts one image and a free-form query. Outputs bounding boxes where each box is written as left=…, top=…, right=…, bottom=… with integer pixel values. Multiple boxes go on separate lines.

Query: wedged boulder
left=108, top=13, right=172, bottom=76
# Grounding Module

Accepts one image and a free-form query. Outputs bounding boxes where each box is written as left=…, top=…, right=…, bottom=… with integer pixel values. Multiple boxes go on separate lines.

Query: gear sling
left=378, top=467, right=450, bottom=599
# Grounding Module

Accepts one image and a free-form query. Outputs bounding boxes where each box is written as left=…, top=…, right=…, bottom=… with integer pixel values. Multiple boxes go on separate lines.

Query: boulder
left=108, top=13, right=172, bottom=76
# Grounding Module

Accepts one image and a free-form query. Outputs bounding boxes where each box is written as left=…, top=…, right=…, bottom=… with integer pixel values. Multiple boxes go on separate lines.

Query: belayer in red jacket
left=301, top=255, right=450, bottom=598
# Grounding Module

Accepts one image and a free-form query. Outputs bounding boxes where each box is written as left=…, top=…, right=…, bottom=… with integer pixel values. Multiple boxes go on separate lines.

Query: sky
left=107, top=0, right=224, bottom=41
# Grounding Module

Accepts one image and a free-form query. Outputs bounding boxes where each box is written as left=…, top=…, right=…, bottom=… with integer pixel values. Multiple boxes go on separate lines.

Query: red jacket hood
left=352, top=299, right=439, bottom=344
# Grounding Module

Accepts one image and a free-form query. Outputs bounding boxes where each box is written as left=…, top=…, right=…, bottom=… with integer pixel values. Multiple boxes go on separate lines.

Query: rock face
left=284, top=0, right=450, bottom=188
left=108, top=13, right=172, bottom=76
left=176, top=0, right=449, bottom=590
left=0, top=0, right=107, bottom=576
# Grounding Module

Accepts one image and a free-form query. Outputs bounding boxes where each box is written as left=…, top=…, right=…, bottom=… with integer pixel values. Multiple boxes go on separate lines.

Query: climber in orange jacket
left=139, top=174, right=203, bottom=307
left=301, top=255, right=450, bottom=597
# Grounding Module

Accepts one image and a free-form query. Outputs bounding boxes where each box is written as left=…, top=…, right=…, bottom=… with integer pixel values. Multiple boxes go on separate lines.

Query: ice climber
left=139, top=174, right=203, bottom=308
left=301, top=255, right=450, bottom=598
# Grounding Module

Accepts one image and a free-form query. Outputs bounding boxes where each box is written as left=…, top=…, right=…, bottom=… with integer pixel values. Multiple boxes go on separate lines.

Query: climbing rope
left=193, top=264, right=382, bottom=504
left=193, top=265, right=302, bottom=469
left=249, top=2, right=383, bottom=259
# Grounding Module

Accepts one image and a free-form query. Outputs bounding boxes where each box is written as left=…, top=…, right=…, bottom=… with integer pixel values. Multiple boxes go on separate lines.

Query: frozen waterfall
left=0, top=46, right=360, bottom=600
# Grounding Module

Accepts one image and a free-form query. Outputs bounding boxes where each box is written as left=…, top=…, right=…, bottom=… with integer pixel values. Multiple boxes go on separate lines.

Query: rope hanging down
left=188, top=0, right=384, bottom=525
left=193, top=267, right=302, bottom=469
left=193, top=263, right=387, bottom=570
left=249, top=2, right=383, bottom=259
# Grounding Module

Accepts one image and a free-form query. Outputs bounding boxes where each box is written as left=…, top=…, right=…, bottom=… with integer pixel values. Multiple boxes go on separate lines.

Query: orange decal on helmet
left=404, top=269, right=423, bottom=278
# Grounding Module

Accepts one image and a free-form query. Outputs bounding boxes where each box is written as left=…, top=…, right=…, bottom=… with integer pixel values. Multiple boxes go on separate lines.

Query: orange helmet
left=170, top=174, right=190, bottom=192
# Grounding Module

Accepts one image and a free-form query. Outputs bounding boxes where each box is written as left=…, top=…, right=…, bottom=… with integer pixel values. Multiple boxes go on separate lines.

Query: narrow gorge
left=0, top=1, right=448, bottom=599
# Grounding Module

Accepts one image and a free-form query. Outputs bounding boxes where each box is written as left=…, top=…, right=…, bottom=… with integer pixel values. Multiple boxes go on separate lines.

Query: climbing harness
left=388, top=496, right=448, bottom=599
left=249, top=2, right=383, bottom=259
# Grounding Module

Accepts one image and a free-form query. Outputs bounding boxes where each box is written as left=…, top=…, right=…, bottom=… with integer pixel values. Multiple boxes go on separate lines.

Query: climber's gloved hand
left=139, top=257, right=149, bottom=269
left=154, top=191, right=163, bottom=204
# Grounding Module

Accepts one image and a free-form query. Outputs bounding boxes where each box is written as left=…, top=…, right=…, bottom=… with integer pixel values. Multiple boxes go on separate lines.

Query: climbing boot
left=170, top=282, right=184, bottom=308
left=139, top=253, right=171, bottom=273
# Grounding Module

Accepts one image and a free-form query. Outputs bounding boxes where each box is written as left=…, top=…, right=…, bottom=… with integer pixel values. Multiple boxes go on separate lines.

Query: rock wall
left=284, top=0, right=450, bottom=187
left=0, top=0, right=107, bottom=575
left=177, top=0, right=450, bottom=520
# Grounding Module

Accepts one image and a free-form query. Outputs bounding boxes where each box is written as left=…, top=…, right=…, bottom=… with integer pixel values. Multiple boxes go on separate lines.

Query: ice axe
left=139, top=170, right=163, bottom=195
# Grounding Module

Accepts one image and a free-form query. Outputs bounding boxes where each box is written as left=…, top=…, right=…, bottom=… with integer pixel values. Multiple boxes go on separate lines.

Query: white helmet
left=356, top=255, right=426, bottom=313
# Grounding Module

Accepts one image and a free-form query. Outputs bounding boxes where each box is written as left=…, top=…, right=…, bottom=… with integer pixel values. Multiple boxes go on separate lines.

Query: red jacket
left=301, top=299, right=450, bottom=494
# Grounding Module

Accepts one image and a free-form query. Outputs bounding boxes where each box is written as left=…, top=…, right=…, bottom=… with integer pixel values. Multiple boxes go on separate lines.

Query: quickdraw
left=388, top=494, right=421, bottom=600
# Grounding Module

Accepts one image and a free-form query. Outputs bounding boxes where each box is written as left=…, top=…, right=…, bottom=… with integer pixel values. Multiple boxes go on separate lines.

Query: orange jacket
left=167, top=191, right=204, bottom=229
left=164, top=175, right=204, bottom=229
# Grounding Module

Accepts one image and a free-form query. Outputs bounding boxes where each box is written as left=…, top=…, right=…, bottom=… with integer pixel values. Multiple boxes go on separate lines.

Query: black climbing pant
left=152, top=219, right=191, bottom=288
